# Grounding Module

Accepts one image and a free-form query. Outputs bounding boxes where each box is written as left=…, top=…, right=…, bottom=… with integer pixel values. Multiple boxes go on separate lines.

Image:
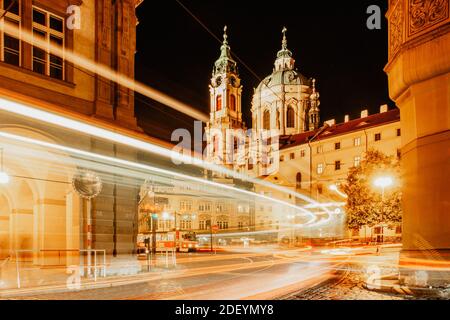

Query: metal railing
left=11, top=249, right=107, bottom=289
left=79, top=249, right=106, bottom=281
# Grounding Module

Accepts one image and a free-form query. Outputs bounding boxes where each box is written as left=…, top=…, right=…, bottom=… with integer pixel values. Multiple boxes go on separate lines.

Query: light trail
left=0, top=130, right=325, bottom=226
left=0, top=21, right=338, bottom=214
left=0, top=97, right=335, bottom=218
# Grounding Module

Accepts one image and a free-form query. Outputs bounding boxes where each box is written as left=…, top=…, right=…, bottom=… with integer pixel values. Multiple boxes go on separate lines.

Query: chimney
left=380, top=104, right=388, bottom=113
left=361, top=109, right=369, bottom=118
left=344, top=115, right=350, bottom=123
left=324, top=119, right=335, bottom=126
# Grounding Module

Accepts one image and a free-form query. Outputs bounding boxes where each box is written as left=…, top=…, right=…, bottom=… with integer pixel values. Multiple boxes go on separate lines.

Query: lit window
left=230, top=94, right=236, bottom=111
left=374, top=133, right=381, bottom=141
left=1, top=1, right=21, bottom=66
left=354, top=137, right=361, bottom=146
left=300, top=149, right=306, bottom=157
left=32, top=7, right=65, bottom=80
left=354, top=156, right=361, bottom=167
left=290, top=153, right=295, bottom=160
left=317, top=163, right=324, bottom=175
left=216, top=95, right=222, bottom=111
left=218, top=221, right=228, bottom=230
left=180, top=220, right=192, bottom=230
left=180, top=201, right=192, bottom=211
left=335, top=160, right=341, bottom=171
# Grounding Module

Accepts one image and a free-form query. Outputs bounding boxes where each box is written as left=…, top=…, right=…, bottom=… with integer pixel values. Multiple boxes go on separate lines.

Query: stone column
left=385, top=0, right=450, bottom=287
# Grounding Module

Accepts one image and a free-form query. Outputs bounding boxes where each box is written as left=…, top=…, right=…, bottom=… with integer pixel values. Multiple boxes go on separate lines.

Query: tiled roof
left=280, top=108, right=400, bottom=150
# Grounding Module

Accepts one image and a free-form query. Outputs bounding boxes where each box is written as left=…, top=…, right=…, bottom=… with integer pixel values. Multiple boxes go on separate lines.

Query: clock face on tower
left=230, top=76, right=237, bottom=87
left=215, top=76, right=222, bottom=87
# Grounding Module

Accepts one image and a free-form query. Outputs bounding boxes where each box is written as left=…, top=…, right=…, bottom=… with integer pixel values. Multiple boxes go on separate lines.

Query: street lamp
left=374, top=177, right=393, bottom=195
left=373, top=176, right=393, bottom=243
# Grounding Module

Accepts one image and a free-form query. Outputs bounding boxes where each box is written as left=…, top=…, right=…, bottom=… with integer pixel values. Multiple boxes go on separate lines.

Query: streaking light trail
left=0, top=97, right=332, bottom=216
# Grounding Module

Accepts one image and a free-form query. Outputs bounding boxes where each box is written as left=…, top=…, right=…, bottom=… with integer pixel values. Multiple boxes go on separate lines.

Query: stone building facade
left=0, top=0, right=144, bottom=263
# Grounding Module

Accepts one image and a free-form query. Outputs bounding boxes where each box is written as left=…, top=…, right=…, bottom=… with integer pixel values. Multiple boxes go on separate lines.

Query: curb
left=364, top=274, right=450, bottom=298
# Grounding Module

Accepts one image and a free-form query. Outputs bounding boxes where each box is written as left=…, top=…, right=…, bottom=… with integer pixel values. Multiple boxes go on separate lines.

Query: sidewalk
left=0, top=253, right=179, bottom=298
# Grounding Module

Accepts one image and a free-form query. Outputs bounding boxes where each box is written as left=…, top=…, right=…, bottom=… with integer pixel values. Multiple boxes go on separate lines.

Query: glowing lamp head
left=162, top=212, right=170, bottom=220
left=374, top=177, right=393, bottom=188
left=328, top=184, right=337, bottom=191
left=0, top=171, right=10, bottom=184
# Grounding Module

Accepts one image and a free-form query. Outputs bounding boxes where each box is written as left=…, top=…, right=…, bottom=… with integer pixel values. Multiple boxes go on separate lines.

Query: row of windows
left=157, top=220, right=233, bottom=231
left=281, top=128, right=401, bottom=163
left=315, top=129, right=400, bottom=154
left=198, top=220, right=229, bottom=230
left=316, top=156, right=362, bottom=174
left=262, top=107, right=296, bottom=130
left=0, top=2, right=65, bottom=80
left=180, top=201, right=231, bottom=213
left=216, top=94, right=236, bottom=112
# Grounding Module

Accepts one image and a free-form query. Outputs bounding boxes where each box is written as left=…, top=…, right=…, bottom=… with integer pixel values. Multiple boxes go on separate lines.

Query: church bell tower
left=205, top=26, right=246, bottom=170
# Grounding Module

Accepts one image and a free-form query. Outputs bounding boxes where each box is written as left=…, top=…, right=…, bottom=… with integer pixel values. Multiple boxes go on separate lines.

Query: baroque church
left=205, top=26, right=321, bottom=174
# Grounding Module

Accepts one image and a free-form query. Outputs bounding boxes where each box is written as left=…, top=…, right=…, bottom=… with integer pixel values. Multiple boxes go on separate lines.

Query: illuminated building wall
left=0, top=0, right=144, bottom=262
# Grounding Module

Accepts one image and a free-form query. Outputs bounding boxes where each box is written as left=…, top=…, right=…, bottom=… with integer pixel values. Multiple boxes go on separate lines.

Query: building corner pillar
left=385, top=0, right=450, bottom=288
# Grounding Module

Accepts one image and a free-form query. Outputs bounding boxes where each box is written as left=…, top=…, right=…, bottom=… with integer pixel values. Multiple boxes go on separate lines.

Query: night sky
left=135, top=0, right=392, bottom=142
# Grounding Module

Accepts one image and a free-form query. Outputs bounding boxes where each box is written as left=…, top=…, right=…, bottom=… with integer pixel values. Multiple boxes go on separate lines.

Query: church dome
left=256, top=69, right=310, bottom=92
left=254, top=27, right=310, bottom=94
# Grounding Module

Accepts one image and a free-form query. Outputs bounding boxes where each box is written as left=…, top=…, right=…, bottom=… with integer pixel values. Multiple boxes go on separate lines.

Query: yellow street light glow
left=162, top=212, right=170, bottom=220
left=0, top=171, right=9, bottom=184
left=328, top=184, right=337, bottom=191
left=374, top=177, right=393, bottom=188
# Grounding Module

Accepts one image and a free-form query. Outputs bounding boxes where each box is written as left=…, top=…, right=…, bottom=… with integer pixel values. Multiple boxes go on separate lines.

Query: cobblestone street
left=282, top=264, right=447, bottom=300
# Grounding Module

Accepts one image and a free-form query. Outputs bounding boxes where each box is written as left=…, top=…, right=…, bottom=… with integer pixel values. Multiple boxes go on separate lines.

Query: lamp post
left=373, top=177, right=393, bottom=243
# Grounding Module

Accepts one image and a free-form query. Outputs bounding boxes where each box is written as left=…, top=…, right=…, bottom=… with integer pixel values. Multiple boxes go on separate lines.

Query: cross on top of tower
left=282, top=27, right=288, bottom=50
left=223, top=25, right=228, bottom=44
